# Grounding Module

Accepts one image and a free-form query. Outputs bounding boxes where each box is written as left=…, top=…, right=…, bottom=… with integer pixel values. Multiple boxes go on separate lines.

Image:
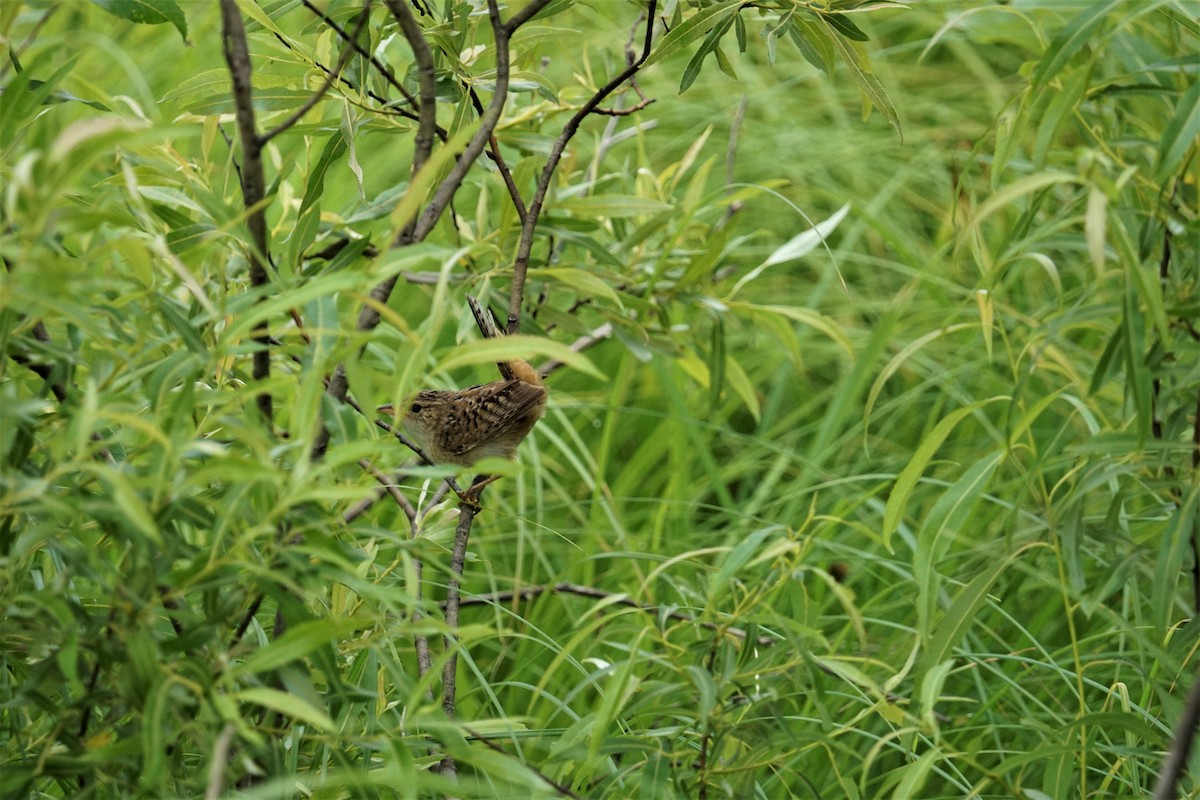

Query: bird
left=382, top=296, right=547, bottom=467
left=401, top=376, right=547, bottom=466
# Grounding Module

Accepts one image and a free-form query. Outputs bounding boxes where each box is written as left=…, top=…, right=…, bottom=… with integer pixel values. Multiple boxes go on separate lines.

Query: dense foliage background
left=2, top=0, right=1198, bottom=797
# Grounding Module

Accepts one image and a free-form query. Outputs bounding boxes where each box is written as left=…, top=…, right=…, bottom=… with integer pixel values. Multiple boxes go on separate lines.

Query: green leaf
left=529, top=267, right=624, bottom=306
left=93, top=0, right=188, bottom=41
left=557, top=195, right=673, bottom=218
left=1029, top=0, right=1123, bottom=96
left=437, top=335, right=604, bottom=380
left=727, top=302, right=854, bottom=359
left=917, top=542, right=1044, bottom=682
left=226, top=618, right=360, bottom=681
left=644, top=0, right=742, bottom=67
left=680, top=11, right=737, bottom=93
left=789, top=16, right=835, bottom=75
left=914, top=450, right=1003, bottom=639
left=1155, top=78, right=1200, bottom=183
left=882, top=397, right=1006, bottom=551
left=821, top=11, right=870, bottom=43
left=822, top=19, right=901, bottom=139
left=232, top=687, right=336, bottom=732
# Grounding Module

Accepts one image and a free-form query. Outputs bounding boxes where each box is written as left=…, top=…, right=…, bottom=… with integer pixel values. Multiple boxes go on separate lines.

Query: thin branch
left=409, top=4, right=513, bottom=244
left=462, top=81, right=528, bottom=222
left=506, top=2, right=658, bottom=334
left=1154, top=669, right=1200, bottom=800
left=8, top=321, right=67, bottom=403
left=591, top=97, right=656, bottom=116
left=537, top=322, right=613, bottom=378
left=260, top=2, right=371, bottom=145
left=220, top=0, right=273, bottom=424
left=229, top=593, right=265, bottom=650
left=348, top=459, right=418, bottom=524
left=384, top=0, right=437, bottom=181
left=372, top=417, right=469, bottom=501
left=438, top=478, right=487, bottom=778
left=300, top=0, right=421, bottom=112
left=0, top=4, right=57, bottom=82
left=503, top=0, right=558, bottom=34
left=719, top=94, right=749, bottom=228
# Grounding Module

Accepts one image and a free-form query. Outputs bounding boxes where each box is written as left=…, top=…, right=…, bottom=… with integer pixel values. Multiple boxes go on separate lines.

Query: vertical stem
left=220, top=0, right=273, bottom=424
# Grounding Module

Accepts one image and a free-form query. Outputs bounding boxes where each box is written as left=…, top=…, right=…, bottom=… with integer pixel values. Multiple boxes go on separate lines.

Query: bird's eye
left=410, top=403, right=423, bottom=413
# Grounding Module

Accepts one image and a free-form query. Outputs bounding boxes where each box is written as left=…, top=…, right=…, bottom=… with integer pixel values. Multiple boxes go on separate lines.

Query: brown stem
left=409, top=2, right=513, bottom=244
left=220, top=0, right=273, bottom=424
left=438, top=479, right=486, bottom=777
left=506, top=2, right=658, bottom=334
left=384, top=0, right=437, bottom=182
left=1154, top=669, right=1200, bottom=800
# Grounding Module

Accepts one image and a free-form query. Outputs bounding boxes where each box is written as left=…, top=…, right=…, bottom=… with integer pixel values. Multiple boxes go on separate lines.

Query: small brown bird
left=402, top=376, right=547, bottom=466
left=387, top=297, right=547, bottom=466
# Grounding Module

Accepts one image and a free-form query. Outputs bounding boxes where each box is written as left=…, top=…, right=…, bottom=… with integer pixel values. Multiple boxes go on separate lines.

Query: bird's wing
left=439, top=380, right=547, bottom=456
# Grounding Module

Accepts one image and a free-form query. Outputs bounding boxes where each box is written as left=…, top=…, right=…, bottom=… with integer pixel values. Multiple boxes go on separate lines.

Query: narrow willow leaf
left=1029, top=0, right=1123, bottom=96
left=892, top=748, right=940, bottom=800
left=644, top=0, right=742, bottom=67
left=1155, top=78, right=1200, bottom=183
left=864, top=323, right=975, bottom=436
left=975, top=289, right=993, bottom=360
left=882, top=397, right=1006, bottom=551
left=530, top=268, right=623, bottom=306
left=437, top=334, right=604, bottom=379
left=822, top=20, right=901, bottom=139
left=917, top=542, right=1045, bottom=680
left=94, top=0, right=187, bottom=41
left=232, top=687, right=336, bottom=732
left=914, top=450, right=1003, bottom=639
left=226, top=618, right=360, bottom=681
left=557, top=195, right=672, bottom=218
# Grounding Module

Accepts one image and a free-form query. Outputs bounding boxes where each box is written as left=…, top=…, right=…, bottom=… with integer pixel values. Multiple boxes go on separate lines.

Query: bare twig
left=537, top=322, right=613, bottom=378
left=408, top=3, right=512, bottom=244
left=350, top=459, right=418, bottom=524
left=260, top=2, right=371, bottom=145
left=1154, top=669, right=1200, bottom=800
left=503, top=0, right=557, bottom=34
left=466, top=82, right=529, bottom=222
left=300, top=0, right=421, bottom=112
left=506, top=2, right=658, bottom=334
left=592, top=97, right=656, bottom=116
left=220, top=0, right=273, bottom=424
left=384, top=0, right=437, bottom=181
left=438, top=478, right=488, bottom=778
